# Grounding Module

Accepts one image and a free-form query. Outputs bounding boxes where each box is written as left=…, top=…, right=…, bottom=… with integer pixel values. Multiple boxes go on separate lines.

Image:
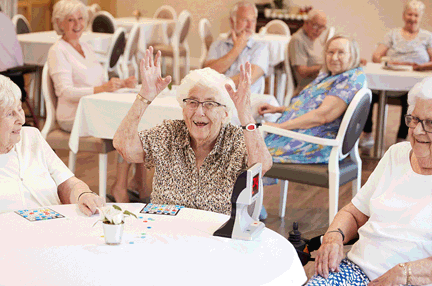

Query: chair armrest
left=261, top=124, right=341, bottom=147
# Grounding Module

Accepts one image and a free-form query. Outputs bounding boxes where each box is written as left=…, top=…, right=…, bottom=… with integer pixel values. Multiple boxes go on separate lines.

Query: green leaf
left=123, top=210, right=137, bottom=218
left=113, top=205, right=122, bottom=211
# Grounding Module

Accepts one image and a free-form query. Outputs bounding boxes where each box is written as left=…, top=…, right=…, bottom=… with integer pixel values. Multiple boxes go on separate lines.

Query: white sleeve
left=351, top=146, right=394, bottom=217
left=36, top=129, right=74, bottom=186
left=48, top=44, right=95, bottom=103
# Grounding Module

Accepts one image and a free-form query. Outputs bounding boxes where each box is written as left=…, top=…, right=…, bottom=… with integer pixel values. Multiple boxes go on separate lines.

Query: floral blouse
left=265, top=67, right=366, bottom=164
left=138, top=120, right=248, bottom=215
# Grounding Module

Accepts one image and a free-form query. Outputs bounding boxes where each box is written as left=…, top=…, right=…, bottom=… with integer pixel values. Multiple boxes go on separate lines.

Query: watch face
left=246, top=124, right=256, bottom=131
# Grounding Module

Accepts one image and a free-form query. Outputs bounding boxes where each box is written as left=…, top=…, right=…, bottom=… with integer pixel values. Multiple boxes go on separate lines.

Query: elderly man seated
left=204, top=1, right=269, bottom=94
left=288, top=10, right=328, bottom=95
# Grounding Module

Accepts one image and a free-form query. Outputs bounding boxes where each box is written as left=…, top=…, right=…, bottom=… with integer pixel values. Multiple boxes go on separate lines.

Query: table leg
left=374, top=90, right=388, bottom=158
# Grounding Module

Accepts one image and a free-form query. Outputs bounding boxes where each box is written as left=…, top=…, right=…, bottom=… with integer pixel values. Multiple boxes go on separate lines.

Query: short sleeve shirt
left=288, top=27, right=327, bottom=93
left=138, top=120, right=248, bottom=215
left=206, top=36, right=269, bottom=94
left=381, top=28, right=432, bottom=64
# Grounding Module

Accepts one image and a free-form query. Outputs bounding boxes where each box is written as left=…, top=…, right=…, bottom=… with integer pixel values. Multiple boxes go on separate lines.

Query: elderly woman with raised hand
left=0, top=75, right=105, bottom=216
left=258, top=35, right=366, bottom=164
left=306, top=77, right=432, bottom=286
left=113, top=46, right=272, bottom=215
left=362, top=0, right=432, bottom=146
left=48, top=0, right=136, bottom=132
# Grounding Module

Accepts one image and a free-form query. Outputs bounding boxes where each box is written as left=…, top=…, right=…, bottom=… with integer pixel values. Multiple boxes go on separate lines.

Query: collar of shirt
left=173, top=121, right=228, bottom=157
left=224, top=35, right=255, bottom=50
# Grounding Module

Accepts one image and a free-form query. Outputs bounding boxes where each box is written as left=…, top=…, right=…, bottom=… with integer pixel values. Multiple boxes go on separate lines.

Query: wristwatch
left=241, top=123, right=262, bottom=131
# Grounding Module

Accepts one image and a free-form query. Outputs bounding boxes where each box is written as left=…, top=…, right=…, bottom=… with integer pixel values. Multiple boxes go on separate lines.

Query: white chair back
left=326, top=26, right=335, bottom=42
left=122, top=23, right=140, bottom=79
left=153, top=5, right=177, bottom=44
left=12, top=14, right=31, bottom=34
left=283, top=51, right=296, bottom=106
left=173, top=10, right=191, bottom=46
left=40, top=63, right=57, bottom=139
left=198, top=18, right=213, bottom=69
left=260, top=19, right=290, bottom=36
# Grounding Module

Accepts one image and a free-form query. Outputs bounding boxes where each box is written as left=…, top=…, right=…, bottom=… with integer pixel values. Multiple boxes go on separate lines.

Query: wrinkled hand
left=103, top=77, right=123, bottom=92
left=122, top=76, right=137, bottom=88
left=225, top=62, right=252, bottom=120
left=139, top=46, right=171, bottom=101
left=231, top=30, right=249, bottom=51
left=78, top=193, right=106, bottom=216
left=258, top=103, right=280, bottom=115
left=314, top=233, right=344, bottom=279
left=368, top=266, right=405, bottom=286
left=360, top=58, right=367, bottom=66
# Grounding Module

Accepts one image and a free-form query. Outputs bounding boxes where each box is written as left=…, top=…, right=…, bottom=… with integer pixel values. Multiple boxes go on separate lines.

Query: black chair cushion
left=265, top=156, right=359, bottom=188
left=92, top=16, right=115, bottom=34
left=342, top=92, right=371, bottom=155
left=16, top=18, right=30, bottom=34
left=109, top=31, right=126, bottom=68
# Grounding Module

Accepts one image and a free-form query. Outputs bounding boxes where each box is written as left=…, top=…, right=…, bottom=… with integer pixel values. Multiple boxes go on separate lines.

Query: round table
left=0, top=204, right=307, bottom=286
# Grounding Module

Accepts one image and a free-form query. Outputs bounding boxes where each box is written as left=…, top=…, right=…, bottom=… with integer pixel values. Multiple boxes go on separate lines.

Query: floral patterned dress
left=265, top=67, right=366, bottom=164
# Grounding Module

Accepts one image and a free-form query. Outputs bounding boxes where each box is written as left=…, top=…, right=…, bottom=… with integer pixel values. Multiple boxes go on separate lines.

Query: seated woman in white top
left=48, top=0, right=136, bottom=132
left=0, top=75, right=105, bottom=215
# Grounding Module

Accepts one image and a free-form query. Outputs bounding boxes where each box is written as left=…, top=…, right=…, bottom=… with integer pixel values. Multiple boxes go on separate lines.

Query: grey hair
left=230, top=1, right=258, bottom=21
left=176, top=68, right=236, bottom=124
left=322, top=35, right=361, bottom=74
left=404, top=0, right=425, bottom=15
left=52, top=0, right=88, bottom=35
left=306, top=9, right=327, bottom=23
left=407, top=77, right=432, bottom=114
left=0, top=75, right=21, bottom=111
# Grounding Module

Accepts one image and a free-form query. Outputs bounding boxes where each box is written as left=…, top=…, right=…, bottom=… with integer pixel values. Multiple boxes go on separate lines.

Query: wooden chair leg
left=99, top=153, right=108, bottom=199
left=279, top=180, right=288, bottom=218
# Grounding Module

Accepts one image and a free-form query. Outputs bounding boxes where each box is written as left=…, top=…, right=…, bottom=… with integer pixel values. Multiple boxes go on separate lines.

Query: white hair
left=322, top=35, right=361, bottom=74
left=0, top=75, right=21, bottom=111
left=306, top=9, right=327, bottom=22
left=407, top=77, right=432, bottom=114
left=52, top=0, right=88, bottom=35
left=176, top=68, right=236, bottom=124
left=404, top=0, right=425, bottom=15
left=230, top=1, right=258, bottom=21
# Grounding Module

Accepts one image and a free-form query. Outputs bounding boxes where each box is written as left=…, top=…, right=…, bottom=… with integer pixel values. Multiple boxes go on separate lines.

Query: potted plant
left=96, top=205, right=137, bottom=245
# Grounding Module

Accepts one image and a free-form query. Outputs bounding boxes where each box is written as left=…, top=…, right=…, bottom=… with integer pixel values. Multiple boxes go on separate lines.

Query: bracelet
left=136, top=93, right=152, bottom=105
left=326, top=228, right=345, bottom=242
left=77, top=191, right=96, bottom=202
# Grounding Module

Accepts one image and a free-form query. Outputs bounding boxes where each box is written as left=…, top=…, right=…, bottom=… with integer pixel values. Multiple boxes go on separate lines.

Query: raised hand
left=139, top=46, right=171, bottom=101
left=231, top=30, right=249, bottom=52
left=225, top=62, right=252, bottom=121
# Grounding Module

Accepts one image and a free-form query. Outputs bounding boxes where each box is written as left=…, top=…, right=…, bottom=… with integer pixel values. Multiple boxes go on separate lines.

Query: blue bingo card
left=139, top=203, right=183, bottom=216
left=15, top=208, right=65, bottom=222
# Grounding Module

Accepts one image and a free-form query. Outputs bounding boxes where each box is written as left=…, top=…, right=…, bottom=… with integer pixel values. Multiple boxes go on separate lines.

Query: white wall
left=116, top=0, right=432, bottom=67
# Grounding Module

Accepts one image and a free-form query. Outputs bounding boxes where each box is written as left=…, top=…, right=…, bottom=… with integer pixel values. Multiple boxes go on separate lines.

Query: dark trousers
left=363, top=91, right=408, bottom=139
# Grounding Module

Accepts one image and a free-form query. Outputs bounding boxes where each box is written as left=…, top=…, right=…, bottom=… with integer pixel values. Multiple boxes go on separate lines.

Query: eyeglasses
left=405, top=115, right=432, bottom=133
left=326, top=50, right=349, bottom=58
left=310, top=23, right=327, bottom=31
left=183, top=98, right=225, bottom=111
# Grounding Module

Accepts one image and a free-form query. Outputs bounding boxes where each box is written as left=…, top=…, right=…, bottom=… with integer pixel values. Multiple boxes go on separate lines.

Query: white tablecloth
left=363, top=62, right=432, bottom=91
left=115, top=17, right=176, bottom=54
left=0, top=204, right=307, bottom=286
left=18, top=31, right=113, bottom=66
left=219, top=33, right=290, bottom=66
left=69, top=88, right=280, bottom=153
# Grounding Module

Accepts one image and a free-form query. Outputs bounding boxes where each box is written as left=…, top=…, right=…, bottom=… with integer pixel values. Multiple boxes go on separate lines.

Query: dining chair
left=100, top=28, right=126, bottom=81
left=198, top=18, right=213, bottom=69
left=153, top=5, right=177, bottom=45
left=40, top=63, right=116, bottom=199
left=12, top=14, right=31, bottom=34
left=87, top=3, right=101, bottom=27
left=259, top=20, right=290, bottom=97
left=153, top=10, right=191, bottom=85
left=120, top=23, right=140, bottom=79
left=91, top=11, right=117, bottom=34
left=261, top=87, right=372, bottom=224
left=282, top=52, right=297, bottom=106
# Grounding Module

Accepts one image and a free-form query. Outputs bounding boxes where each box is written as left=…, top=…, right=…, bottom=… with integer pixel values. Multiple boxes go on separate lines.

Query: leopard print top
left=138, top=120, right=248, bottom=215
